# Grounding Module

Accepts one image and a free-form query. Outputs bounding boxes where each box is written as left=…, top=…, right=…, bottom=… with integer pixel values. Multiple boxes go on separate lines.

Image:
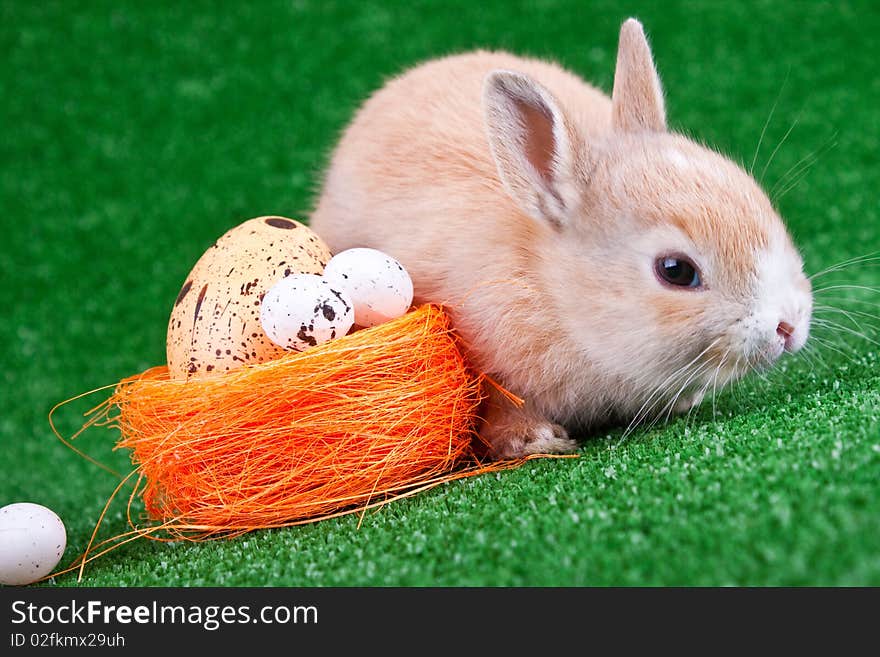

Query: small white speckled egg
left=0, top=502, right=66, bottom=586
left=322, top=248, right=414, bottom=327
left=260, top=273, right=355, bottom=351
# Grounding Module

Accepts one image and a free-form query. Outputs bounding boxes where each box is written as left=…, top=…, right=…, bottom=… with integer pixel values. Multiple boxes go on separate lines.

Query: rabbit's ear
left=482, top=70, right=581, bottom=228
left=611, top=18, right=667, bottom=133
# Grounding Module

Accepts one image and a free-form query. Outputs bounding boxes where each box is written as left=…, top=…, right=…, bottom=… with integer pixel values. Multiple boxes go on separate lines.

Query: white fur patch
left=751, top=240, right=811, bottom=353
left=664, top=148, right=692, bottom=171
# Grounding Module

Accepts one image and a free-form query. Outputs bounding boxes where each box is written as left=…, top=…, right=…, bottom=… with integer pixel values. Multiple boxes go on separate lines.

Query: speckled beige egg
left=166, top=216, right=331, bottom=380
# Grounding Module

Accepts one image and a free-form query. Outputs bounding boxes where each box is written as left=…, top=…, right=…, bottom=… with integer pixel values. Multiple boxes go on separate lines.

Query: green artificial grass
left=2, top=0, right=879, bottom=586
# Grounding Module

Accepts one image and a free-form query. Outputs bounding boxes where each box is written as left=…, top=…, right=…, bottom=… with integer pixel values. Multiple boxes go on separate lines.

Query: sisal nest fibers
left=103, top=304, right=497, bottom=539
left=48, top=303, right=569, bottom=580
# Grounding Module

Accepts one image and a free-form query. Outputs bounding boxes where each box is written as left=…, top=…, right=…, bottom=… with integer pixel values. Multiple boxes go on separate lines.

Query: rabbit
left=309, top=18, right=813, bottom=459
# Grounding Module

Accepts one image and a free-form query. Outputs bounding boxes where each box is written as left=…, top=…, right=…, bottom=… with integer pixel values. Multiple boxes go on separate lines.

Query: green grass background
left=2, top=0, right=878, bottom=586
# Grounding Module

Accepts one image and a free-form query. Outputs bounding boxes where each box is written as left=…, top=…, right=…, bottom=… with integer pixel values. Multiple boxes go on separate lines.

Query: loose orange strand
left=48, top=383, right=123, bottom=478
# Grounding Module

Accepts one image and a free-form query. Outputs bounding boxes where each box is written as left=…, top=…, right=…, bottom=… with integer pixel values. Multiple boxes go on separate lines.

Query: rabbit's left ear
left=611, top=18, right=667, bottom=133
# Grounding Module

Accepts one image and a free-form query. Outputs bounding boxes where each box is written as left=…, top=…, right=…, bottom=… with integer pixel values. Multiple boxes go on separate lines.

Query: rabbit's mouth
left=727, top=311, right=812, bottom=376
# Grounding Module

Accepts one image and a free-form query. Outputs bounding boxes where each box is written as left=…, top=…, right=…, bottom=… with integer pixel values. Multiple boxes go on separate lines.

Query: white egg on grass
left=260, top=273, right=355, bottom=352
left=322, top=248, right=414, bottom=327
left=0, top=502, right=67, bottom=586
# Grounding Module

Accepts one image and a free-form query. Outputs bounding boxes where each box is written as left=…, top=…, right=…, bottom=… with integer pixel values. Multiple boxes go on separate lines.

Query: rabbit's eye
left=655, top=255, right=702, bottom=288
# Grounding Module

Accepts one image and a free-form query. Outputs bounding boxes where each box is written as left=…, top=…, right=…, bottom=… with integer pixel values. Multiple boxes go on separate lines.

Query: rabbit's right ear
left=482, top=70, right=581, bottom=228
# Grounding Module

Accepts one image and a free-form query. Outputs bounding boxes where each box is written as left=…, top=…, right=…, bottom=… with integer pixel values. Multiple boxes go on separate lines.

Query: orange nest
left=103, top=304, right=491, bottom=539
